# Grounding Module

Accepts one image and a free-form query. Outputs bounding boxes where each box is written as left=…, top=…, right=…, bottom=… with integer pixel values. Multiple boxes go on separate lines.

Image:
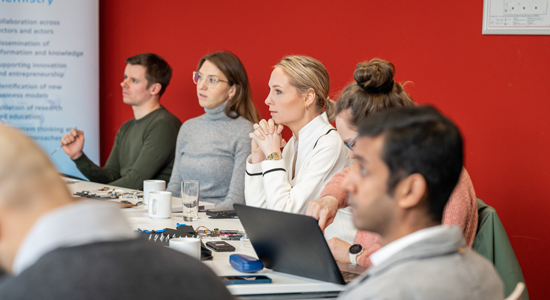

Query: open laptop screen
left=234, top=204, right=347, bottom=284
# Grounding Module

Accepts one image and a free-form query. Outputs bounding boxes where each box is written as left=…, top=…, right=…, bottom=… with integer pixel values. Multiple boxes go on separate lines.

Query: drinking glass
left=181, top=180, right=199, bottom=221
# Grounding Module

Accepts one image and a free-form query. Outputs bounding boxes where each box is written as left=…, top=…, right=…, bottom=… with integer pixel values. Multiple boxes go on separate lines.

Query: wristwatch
left=265, top=152, right=283, bottom=161
left=349, top=244, right=364, bottom=266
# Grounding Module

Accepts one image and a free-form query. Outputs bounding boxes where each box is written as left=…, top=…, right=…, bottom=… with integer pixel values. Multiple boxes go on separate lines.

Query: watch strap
left=265, top=152, right=282, bottom=161
left=349, top=244, right=364, bottom=266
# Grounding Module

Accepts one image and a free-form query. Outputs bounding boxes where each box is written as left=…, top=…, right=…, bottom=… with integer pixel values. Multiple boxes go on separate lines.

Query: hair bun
left=354, top=59, right=395, bottom=90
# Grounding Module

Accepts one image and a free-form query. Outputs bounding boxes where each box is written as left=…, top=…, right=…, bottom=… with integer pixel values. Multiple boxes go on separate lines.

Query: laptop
left=234, top=204, right=366, bottom=285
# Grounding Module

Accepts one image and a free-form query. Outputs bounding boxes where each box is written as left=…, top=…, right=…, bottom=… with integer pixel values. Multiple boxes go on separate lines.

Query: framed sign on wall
left=483, top=0, right=550, bottom=34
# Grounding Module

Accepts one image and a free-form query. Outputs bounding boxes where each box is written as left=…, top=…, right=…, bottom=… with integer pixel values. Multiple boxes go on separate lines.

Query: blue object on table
left=230, top=254, right=264, bottom=273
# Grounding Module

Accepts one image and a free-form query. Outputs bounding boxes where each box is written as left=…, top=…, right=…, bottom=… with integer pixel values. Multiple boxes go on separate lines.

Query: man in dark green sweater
left=61, top=53, right=181, bottom=190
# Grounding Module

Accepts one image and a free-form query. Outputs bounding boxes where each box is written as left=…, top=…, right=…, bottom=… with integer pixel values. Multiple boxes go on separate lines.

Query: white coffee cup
left=143, top=180, right=165, bottom=205
left=148, top=191, right=171, bottom=219
left=169, top=237, right=201, bottom=260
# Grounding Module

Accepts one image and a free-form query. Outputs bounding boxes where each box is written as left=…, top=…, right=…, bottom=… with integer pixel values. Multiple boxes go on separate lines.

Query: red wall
left=99, top=1, right=550, bottom=297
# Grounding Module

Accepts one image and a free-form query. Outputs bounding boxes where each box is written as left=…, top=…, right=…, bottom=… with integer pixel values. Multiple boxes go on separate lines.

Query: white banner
left=0, top=0, right=99, bottom=179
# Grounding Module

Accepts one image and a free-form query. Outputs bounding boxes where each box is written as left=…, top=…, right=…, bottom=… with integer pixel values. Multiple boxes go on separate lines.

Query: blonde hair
left=275, top=55, right=336, bottom=121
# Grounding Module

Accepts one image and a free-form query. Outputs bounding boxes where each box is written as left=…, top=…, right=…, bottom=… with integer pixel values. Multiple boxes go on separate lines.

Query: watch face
left=349, top=244, right=363, bottom=255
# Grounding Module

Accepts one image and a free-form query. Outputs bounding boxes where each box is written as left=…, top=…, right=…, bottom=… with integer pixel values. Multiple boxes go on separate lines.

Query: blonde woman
left=245, top=56, right=352, bottom=214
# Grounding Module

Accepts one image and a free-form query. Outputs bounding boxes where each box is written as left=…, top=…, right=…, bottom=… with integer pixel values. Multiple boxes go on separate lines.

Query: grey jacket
left=338, top=226, right=504, bottom=300
left=0, top=239, right=234, bottom=300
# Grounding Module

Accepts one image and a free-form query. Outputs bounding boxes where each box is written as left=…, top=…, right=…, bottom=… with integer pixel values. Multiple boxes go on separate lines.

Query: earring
left=305, top=104, right=308, bottom=111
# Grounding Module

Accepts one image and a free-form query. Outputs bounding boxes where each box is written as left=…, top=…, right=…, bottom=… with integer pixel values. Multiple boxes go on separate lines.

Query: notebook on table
left=234, top=204, right=366, bottom=285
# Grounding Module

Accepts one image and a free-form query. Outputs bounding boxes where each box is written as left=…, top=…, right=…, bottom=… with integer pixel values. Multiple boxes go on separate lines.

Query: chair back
left=504, top=282, right=525, bottom=300
left=473, top=199, right=529, bottom=300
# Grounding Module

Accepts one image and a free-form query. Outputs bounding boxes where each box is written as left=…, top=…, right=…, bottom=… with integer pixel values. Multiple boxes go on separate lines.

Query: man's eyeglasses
left=193, top=71, right=229, bottom=88
left=344, top=135, right=358, bottom=151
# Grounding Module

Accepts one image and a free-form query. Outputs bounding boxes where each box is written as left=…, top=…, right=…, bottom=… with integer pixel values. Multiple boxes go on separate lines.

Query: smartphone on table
left=205, top=241, right=236, bottom=252
left=221, top=275, right=272, bottom=285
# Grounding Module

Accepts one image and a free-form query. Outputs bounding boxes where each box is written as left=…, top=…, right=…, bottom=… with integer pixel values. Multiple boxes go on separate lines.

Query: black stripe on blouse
left=313, top=128, right=337, bottom=149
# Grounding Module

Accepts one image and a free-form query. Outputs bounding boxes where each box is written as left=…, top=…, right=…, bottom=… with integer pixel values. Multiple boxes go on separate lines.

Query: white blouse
left=245, top=113, right=352, bottom=214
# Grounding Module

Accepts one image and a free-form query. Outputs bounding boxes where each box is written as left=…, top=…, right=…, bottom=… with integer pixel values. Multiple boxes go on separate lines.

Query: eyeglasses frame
left=344, top=135, right=359, bottom=151
left=192, top=71, right=230, bottom=88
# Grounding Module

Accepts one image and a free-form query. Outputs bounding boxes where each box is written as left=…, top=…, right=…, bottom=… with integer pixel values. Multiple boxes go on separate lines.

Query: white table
left=64, top=177, right=346, bottom=299
left=64, top=177, right=217, bottom=213
left=124, top=211, right=345, bottom=298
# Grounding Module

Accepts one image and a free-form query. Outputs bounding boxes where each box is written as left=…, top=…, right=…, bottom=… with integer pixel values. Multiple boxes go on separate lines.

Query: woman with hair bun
left=306, top=58, right=478, bottom=268
left=245, top=55, right=352, bottom=214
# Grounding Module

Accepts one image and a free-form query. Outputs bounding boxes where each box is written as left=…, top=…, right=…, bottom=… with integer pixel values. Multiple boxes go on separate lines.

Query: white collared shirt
left=12, top=200, right=137, bottom=275
left=370, top=225, right=450, bottom=266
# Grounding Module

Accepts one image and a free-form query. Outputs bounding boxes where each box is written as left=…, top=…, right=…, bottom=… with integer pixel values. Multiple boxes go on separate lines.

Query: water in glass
left=181, top=180, right=199, bottom=221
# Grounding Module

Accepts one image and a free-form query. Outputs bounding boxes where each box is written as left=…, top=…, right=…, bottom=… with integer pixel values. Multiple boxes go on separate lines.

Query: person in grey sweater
left=0, top=124, right=233, bottom=300
left=167, top=52, right=259, bottom=210
left=337, top=106, right=503, bottom=300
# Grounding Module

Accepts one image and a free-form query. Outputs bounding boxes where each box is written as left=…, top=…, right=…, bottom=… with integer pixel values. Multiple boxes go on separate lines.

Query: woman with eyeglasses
left=245, top=55, right=352, bottom=214
left=166, top=51, right=259, bottom=209
left=306, top=58, right=478, bottom=268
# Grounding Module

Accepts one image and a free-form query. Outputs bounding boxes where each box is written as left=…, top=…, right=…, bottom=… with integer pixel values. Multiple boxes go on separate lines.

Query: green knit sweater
left=74, top=106, right=181, bottom=190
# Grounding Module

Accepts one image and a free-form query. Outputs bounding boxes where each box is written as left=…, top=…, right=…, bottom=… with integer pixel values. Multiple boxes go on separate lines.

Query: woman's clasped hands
left=249, top=119, right=287, bottom=164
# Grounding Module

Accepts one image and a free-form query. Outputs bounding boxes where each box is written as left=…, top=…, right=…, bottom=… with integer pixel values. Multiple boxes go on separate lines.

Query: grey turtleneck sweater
left=166, top=103, right=253, bottom=209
